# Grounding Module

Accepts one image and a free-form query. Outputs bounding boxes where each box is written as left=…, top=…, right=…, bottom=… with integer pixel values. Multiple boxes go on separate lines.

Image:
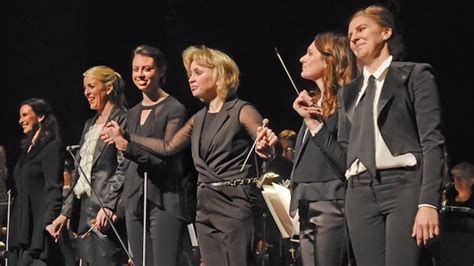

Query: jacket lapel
left=191, top=108, right=224, bottom=180
left=23, top=140, right=47, bottom=163
left=91, top=105, right=122, bottom=169
left=344, top=75, right=363, bottom=124
left=292, top=123, right=308, bottom=171
left=202, top=99, right=237, bottom=158
left=191, top=98, right=239, bottom=180
left=376, top=63, right=414, bottom=117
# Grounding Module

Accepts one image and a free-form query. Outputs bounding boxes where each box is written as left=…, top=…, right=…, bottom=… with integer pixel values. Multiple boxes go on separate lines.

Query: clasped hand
left=293, top=90, right=323, bottom=121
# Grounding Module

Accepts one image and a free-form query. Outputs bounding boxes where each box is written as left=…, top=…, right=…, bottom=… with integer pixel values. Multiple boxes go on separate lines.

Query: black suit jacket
left=340, top=61, right=445, bottom=207
left=292, top=112, right=346, bottom=183
left=10, top=139, right=63, bottom=253
left=62, top=105, right=127, bottom=231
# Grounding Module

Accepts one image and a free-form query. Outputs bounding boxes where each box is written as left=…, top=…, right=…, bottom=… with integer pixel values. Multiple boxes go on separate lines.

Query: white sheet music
left=261, top=182, right=299, bottom=238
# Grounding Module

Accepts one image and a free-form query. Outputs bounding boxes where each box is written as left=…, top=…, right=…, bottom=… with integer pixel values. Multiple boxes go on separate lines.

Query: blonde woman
left=48, top=65, right=128, bottom=265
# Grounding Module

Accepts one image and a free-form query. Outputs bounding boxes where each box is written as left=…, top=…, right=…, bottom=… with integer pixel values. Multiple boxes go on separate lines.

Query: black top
left=200, top=112, right=218, bottom=159
left=123, top=96, right=195, bottom=222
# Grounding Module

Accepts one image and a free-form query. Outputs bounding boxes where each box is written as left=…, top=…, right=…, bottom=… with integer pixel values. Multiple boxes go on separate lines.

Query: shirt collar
left=363, top=55, right=393, bottom=82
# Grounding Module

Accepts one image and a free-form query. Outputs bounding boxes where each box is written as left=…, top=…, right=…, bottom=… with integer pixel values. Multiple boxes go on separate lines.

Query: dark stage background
left=2, top=0, right=473, bottom=173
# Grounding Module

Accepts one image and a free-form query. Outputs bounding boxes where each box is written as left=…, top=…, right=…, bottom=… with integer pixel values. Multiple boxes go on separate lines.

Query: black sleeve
left=129, top=115, right=193, bottom=158
left=42, top=140, right=64, bottom=226
left=310, top=120, right=347, bottom=179
left=102, top=113, right=127, bottom=211
left=411, top=64, right=444, bottom=207
left=124, top=102, right=190, bottom=167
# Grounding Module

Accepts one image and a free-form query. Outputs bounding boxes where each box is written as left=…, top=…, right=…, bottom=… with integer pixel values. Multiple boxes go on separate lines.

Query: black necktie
left=348, top=75, right=377, bottom=177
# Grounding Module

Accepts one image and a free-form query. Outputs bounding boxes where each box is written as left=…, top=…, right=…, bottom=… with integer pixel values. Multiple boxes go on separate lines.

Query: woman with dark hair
left=288, top=32, right=356, bottom=266
left=47, top=65, right=128, bottom=265
left=9, top=98, right=63, bottom=265
left=105, top=45, right=194, bottom=266
left=104, top=45, right=276, bottom=266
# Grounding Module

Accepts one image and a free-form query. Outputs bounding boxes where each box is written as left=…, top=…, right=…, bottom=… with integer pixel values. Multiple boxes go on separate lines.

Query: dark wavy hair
left=313, top=32, right=357, bottom=117
left=19, top=98, right=61, bottom=149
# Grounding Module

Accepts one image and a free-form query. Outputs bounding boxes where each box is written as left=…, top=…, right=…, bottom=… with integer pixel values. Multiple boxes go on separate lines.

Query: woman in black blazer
left=47, top=65, right=128, bottom=265
left=104, top=45, right=277, bottom=266
left=290, top=32, right=356, bottom=266
left=9, top=98, right=63, bottom=265
left=343, top=5, right=444, bottom=266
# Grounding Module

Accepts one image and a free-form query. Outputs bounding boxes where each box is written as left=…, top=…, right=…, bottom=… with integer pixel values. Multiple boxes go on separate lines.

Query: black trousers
left=346, top=168, right=421, bottom=266
left=299, top=200, right=346, bottom=266
left=126, top=201, right=185, bottom=266
left=195, top=185, right=254, bottom=266
left=9, top=242, right=63, bottom=266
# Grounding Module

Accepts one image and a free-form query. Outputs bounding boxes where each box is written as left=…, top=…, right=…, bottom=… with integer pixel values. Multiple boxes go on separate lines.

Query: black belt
left=197, top=177, right=259, bottom=187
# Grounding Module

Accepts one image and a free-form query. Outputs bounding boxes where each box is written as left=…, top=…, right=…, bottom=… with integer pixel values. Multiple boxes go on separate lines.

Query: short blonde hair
left=182, top=46, right=240, bottom=100
left=278, top=129, right=296, bottom=142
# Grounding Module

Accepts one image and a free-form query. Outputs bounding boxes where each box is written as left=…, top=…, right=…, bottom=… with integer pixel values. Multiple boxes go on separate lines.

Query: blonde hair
left=182, top=46, right=240, bottom=100
left=313, top=32, right=357, bottom=117
left=83, top=65, right=127, bottom=107
left=278, top=129, right=296, bottom=142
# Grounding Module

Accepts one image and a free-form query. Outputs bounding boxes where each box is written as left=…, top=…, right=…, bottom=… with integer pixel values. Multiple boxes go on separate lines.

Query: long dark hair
left=313, top=32, right=357, bottom=117
left=19, top=98, right=61, bottom=149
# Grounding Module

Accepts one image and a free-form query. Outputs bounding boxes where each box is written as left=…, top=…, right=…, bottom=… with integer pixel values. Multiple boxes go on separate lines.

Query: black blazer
left=62, top=105, right=127, bottom=231
left=10, top=139, right=63, bottom=254
left=339, top=61, right=445, bottom=207
left=123, top=96, right=194, bottom=222
left=292, top=112, right=346, bottom=183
